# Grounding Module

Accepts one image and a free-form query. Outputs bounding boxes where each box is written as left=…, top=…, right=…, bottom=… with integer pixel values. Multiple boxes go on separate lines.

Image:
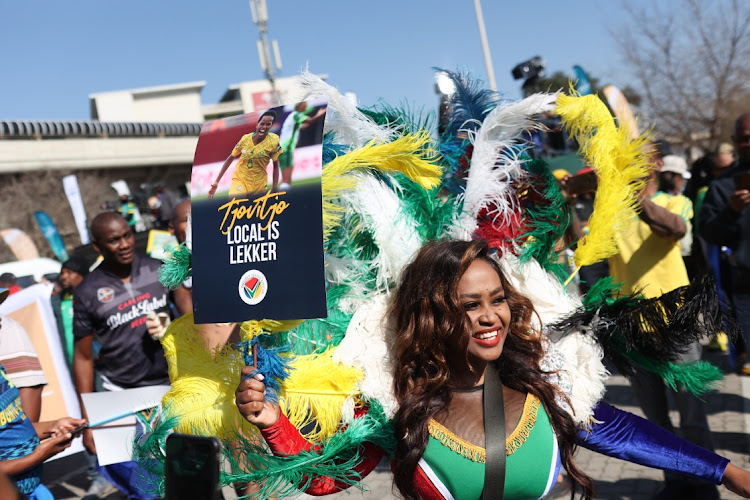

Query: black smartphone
left=734, top=172, right=750, bottom=190
left=165, top=434, right=222, bottom=500
left=70, top=424, right=88, bottom=438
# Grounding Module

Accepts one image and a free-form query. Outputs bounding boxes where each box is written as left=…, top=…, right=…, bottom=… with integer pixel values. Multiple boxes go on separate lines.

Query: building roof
left=0, top=120, right=201, bottom=139
left=88, top=81, right=206, bottom=99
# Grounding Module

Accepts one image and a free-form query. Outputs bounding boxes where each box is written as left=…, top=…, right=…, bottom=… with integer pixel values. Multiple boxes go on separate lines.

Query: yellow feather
left=322, top=131, right=442, bottom=242
left=239, top=319, right=304, bottom=341
left=160, top=314, right=258, bottom=438
left=160, top=317, right=360, bottom=441
left=280, top=348, right=362, bottom=442
left=555, top=93, right=651, bottom=267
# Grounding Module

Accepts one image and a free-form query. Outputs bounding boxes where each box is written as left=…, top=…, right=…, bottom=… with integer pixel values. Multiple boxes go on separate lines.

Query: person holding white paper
left=0, top=349, right=84, bottom=499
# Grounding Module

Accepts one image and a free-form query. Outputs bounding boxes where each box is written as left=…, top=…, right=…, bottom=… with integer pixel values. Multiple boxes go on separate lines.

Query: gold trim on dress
left=427, top=393, right=541, bottom=462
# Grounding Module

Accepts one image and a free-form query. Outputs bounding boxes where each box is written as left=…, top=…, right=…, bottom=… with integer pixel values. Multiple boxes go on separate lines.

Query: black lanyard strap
left=483, top=365, right=505, bottom=500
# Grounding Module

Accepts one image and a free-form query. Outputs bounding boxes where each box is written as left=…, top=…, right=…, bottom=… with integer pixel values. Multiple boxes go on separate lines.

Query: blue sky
left=1, top=1, right=639, bottom=121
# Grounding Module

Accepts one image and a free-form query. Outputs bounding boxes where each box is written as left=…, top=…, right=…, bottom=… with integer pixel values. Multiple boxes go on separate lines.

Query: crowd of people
left=4, top=91, right=750, bottom=500
left=0, top=188, right=187, bottom=499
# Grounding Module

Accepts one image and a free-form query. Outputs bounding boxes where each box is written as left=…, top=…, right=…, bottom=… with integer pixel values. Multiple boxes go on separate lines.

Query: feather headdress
left=138, top=71, right=730, bottom=497
left=448, top=93, right=557, bottom=241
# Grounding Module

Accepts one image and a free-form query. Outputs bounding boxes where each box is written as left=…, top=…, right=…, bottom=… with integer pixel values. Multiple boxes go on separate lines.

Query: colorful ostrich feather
left=321, top=132, right=441, bottom=243
left=159, top=315, right=256, bottom=439
left=280, top=348, right=363, bottom=442
left=555, top=93, right=651, bottom=268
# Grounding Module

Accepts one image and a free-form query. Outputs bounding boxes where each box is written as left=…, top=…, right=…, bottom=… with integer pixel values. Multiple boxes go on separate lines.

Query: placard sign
left=190, top=100, right=328, bottom=323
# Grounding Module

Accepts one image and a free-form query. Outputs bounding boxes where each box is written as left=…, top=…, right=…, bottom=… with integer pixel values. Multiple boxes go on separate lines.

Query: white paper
left=81, top=385, right=170, bottom=466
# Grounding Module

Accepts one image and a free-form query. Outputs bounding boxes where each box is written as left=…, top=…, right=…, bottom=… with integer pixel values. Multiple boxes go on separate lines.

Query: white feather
left=448, top=93, right=558, bottom=241
left=324, top=255, right=372, bottom=314
left=496, top=253, right=608, bottom=423
left=340, top=176, right=424, bottom=291
left=497, top=252, right=581, bottom=326
left=298, top=70, right=396, bottom=148
left=541, top=333, right=609, bottom=425
left=332, top=295, right=398, bottom=419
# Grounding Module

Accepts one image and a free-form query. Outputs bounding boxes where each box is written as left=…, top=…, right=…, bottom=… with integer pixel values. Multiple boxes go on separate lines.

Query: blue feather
left=437, top=134, right=472, bottom=194
left=433, top=69, right=502, bottom=194
left=322, top=135, right=349, bottom=165
left=434, top=68, right=501, bottom=137
left=239, top=335, right=293, bottom=403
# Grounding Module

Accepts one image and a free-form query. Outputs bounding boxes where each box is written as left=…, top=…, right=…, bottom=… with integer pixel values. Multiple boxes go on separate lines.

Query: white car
left=0, top=258, right=63, bottom=286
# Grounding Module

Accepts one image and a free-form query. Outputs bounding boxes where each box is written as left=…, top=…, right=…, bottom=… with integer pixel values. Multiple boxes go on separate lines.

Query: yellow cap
left=552, top=169, right=569, bottom=181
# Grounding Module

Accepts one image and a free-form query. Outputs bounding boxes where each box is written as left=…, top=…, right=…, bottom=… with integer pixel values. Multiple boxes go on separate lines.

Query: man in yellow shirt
left=208, top=111, right=283, bottom=198
left=610, top=142, right=718, bottom=499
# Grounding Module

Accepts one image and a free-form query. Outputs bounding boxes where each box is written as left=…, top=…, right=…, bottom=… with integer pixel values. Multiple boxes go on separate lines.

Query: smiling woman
left=388, top=240, right=592, bottom=499
left=235, top=239, right=750, bottom=500
left=454, top=258, right=511, bottom=366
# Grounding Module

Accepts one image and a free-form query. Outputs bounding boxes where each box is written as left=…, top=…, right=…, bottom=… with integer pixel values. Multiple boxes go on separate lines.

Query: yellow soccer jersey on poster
left=229, top=132, right=283, bottom=195
left=609, top=192, right=693, bottom=298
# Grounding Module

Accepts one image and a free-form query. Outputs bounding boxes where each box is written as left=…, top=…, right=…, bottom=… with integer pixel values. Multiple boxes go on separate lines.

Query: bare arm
left=173, top=285, right=193, bottom=316
left=0, top=434, right=73, bottom=476
left=0, top=470, right=22, bottom=500
left=208, top=155, right=236, bottom=199
left=722, top=463, right=750, bottom=497
left=18, top=385, right=43, bottom=422
left=272, top=160, right=280, bottom=192
left=638, top=197, right=687, bottom=240
left=33, top=417, right=85, bottom=440
left=73, top=335, right=96, bottom=454
left=309, top=108, right=326, bottom=122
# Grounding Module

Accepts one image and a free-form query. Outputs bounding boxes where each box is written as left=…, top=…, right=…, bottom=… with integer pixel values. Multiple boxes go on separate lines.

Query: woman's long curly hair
left=390, top=240, right=594, bottom=499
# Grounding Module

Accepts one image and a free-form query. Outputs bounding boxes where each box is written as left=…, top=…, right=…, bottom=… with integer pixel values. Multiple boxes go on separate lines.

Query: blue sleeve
left=577, top=401, right=728, bottom=485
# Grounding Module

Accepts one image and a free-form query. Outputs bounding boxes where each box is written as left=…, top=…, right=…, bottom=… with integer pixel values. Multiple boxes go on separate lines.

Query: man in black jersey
left=72, top=212, right=170, bottom=498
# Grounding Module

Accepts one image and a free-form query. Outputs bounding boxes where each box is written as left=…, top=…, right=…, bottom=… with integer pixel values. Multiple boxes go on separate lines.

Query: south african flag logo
left=244, top=277, right=262, bottom=299
left=238, top=269, right=268, bottom=306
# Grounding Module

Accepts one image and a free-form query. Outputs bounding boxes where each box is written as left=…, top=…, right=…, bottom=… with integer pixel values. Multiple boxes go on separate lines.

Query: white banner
left=0, top=283, right=84, bottom=460
left=62, top=174, right=90, bottom=245
left=603, top=85, right=639, bottom=141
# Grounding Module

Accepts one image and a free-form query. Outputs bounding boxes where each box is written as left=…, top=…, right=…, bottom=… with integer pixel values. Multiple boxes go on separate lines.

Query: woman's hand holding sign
left=235, top=366, right=280, bottom=429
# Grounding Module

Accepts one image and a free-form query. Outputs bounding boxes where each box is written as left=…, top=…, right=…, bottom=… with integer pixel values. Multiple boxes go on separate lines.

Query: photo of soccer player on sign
left=208, top=111, right=282, bottom=198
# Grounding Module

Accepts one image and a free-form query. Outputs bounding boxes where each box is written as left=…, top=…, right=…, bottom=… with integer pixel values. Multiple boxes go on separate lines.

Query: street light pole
left=473, top=0, right=497, bottom=92
left=250, top=0, right=282, bottom=106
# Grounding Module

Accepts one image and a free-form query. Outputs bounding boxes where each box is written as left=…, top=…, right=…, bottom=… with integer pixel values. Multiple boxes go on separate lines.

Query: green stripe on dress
left=422, top=394, right=555, bottom=500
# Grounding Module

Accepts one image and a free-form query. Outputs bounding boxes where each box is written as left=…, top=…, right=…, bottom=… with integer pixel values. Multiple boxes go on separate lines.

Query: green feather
left=359, top=101, right=435, bottom=137
left=516, top=159, right=571, bottom=279
left=582, top=276, right=626, bottom=309
left=157, top=244, right=192, bottom=290
left=223, top=400, right=396, bottom=499
left=130, top=409, right=183, bottom=497
left=290, top=286, right=354, bottom=355
left=133, top=401, right=395, bottom=499
left=626, top=350, right=723, bottom=397
left=394, top=173, right=458, bottom=242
